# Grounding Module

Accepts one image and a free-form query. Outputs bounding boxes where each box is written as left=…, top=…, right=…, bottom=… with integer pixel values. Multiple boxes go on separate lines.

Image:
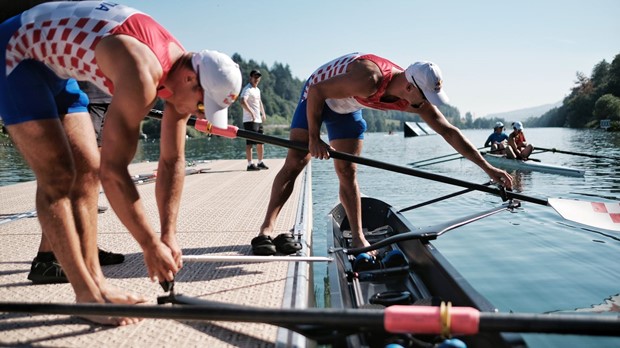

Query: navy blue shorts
left=290, top=99, right=366, bottom=141
left=0, top=15, right=89, bottom=126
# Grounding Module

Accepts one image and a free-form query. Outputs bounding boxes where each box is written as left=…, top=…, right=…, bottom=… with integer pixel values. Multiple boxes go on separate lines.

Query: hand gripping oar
left=147, top=112, right=620, bottom=232
left=536, top=146, right=620, bottom=161
left=0, top=301, right=618, bottom=339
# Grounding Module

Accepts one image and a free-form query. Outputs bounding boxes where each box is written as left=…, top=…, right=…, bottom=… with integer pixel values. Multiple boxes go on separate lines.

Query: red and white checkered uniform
left=302, top=53, right=410, bottom=114
left=5, top=1, right=182, bottom=95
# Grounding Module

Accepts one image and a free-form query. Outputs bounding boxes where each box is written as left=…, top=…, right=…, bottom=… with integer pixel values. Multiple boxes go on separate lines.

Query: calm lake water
left=1, top=127, right=619, bottom=347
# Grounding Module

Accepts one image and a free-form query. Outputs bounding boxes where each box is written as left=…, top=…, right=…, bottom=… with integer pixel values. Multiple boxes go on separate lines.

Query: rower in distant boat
left=484, top=121, right=514, bottom=157
left=508, top=121, right=534, bottom=160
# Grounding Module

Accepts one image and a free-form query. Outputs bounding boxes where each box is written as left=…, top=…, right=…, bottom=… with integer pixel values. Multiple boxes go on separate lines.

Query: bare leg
left=63, top=113, right=144, bottom=303
left=259, top=128, right=310, bottom=235
left=330, top=138, right=372, bottom=252
left=506, top=146, right=517, bottom=159
left=8, top=117, right=142, bottom=326
left=245, top=144, right=253, bottom=163
left=521, top=144, right=534, bottom=159
left=257, top=143, right=264, bottom=162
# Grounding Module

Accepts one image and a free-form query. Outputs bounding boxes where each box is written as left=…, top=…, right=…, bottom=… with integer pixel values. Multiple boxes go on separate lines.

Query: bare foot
left=75, top=283, right=147, bottom=326
left=351, top=236, right=377, bottom=256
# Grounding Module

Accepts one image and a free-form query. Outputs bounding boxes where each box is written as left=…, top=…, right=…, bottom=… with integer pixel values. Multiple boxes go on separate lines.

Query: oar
left=182, top=255, right=332, bottom=263
left=536, top=147, right=620, bottom=161
left=332, top=201, right=519, bottom=255
left=398, top=182, right=493, bottom=213
left=0, top=301, right=618, bottom=338
left=408, top=146, right=489, bottom=167
left=147, top=112, right=619, bottom=232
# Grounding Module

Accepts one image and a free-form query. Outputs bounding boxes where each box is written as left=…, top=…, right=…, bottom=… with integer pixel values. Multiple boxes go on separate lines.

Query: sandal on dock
left=251, top=235, right=276, bottom=255
left=273, top=233, right=302, bottom=255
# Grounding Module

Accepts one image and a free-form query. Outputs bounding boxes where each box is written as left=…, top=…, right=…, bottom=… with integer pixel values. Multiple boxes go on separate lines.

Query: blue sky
left=120, top=0, right=619, bottom=118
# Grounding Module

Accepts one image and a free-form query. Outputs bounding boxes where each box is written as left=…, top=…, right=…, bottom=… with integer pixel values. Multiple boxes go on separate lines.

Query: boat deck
left=0, top=159, right=313, bottom=347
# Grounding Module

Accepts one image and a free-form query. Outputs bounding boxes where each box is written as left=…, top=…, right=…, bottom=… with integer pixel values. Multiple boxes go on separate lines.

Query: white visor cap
left=405, top=61, right=449, bottom=107
left=192, top=50, right=242, bottom=129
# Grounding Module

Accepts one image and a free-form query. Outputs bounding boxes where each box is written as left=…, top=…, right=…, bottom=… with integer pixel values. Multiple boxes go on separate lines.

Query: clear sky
left=120, top=0, right=619, bottom=118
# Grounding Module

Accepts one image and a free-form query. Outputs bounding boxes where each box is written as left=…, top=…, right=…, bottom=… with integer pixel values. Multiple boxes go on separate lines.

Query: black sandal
left=273, top=233, right=302, bottom=255
left=251, top=235, right=276, bottom=255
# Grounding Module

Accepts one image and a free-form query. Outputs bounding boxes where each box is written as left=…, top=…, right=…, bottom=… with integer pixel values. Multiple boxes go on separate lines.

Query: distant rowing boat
left=483, top=153, right=585, bottom=177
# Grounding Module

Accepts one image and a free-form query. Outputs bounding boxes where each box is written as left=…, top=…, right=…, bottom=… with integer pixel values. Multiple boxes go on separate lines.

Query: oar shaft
left=409, top=147, right=488, bottom=166
left=147, top=113, right=549, bottom=206
left=479, top=312, right=620, bottom=336
left=413, top=156, right=464, bottom=168
left=537, top=147, right=620, bottom=160
left=182, top=255, right=332, bottom=263
left=0, top=302, right=383, bottom=331
left=1, top=302, right=618, bottom=337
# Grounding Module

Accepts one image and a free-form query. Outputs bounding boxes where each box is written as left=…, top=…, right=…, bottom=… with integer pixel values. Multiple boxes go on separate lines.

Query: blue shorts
left=290, top=99, right=367, bottom=141
left=0, top=15, right=89, bottom=126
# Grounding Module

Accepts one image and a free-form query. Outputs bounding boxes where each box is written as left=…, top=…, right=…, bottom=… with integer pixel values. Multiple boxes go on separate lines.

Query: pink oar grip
left=194, top=119, right=239, bottom=139
left=384, top=305, right=480, bottom=335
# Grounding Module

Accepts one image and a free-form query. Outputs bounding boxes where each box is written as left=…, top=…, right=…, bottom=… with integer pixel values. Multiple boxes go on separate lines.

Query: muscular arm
left=484, top=135, right=492, bottom=147
left=96, top=35, right=179, bottom=280
left=156, top=103, right=189, bottom=264
left=305, top=60, right=380, bottom=159
left=260, top=98, right=266, bottom=122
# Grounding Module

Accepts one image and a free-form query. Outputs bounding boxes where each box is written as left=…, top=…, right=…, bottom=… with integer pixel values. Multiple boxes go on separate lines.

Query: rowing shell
left=327, top=197, right=525, bottom=347
left=483, top=153, right=585, bottom=177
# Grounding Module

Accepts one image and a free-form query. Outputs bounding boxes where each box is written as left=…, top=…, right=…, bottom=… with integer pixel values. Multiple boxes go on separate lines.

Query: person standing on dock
left=240, top=69, right=269, bottom=171
left=252, top=53, right=513, bottom=255
left=508, top=121, right=534, bottom=160
left=0, top=1, right=241, bottom=325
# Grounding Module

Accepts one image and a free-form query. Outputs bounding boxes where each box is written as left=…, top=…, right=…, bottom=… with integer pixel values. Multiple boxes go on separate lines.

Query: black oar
left=408, top=146, right=489, bottom=167
left=146, top=112, right=544, bottom=205
left=398, top=181, right=493, bottom=213
left=0, top=301, right=618, bottom=338
left=333, top=201, right=519, bottom=255
left=536, top=147, right=620, bottom=161
left=147, top=112, right=619, bottom=232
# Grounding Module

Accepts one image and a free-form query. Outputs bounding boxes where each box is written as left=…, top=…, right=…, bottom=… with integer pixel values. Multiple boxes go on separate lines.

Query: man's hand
left=142, top=241, right=179, bottom=283
left=308, top=136, right=332, bottom=160
left=161, top=233, right=182, bottom=269
left=488, top=168, right=513, bottom=190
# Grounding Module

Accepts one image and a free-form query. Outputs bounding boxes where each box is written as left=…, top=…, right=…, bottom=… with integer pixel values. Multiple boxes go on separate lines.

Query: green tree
left=593, top=94, right=620, bottom=121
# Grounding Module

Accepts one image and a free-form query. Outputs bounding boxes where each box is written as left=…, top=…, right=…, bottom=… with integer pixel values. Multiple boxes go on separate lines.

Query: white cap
left=513, top=121, right=523, bottom=130
left=494, top=121, right=504, bottom=128
left=405, top=61, right=449, bottom=107
left=192, top=50, right=242, bottom=129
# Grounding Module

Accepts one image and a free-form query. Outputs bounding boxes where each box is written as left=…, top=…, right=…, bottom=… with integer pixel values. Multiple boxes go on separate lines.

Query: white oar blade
left=548, top=198, right=620, bottom=232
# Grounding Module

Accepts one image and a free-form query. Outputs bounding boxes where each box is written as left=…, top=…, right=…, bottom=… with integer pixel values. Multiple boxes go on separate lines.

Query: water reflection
left=0, top=135, right=291, bottom=187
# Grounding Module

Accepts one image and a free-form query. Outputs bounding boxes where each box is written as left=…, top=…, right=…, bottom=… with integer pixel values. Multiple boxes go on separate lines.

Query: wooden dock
left=0, top=159, right=314, bottom=347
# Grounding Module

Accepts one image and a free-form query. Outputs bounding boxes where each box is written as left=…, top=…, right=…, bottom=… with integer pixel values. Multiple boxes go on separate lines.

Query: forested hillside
left=130, top=51, right=620, bottom=139
left=526, top=52, right=620, bottom=130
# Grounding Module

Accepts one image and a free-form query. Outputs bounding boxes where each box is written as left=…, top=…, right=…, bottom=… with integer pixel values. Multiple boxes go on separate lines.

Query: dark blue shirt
left=485, top=132, right=508, bottom=146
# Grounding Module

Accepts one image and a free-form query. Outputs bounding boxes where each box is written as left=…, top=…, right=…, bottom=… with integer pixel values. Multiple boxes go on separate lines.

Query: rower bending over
left=252, top=53, right=513, bottom=256
left=0, top=1, right=241, bottom=325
